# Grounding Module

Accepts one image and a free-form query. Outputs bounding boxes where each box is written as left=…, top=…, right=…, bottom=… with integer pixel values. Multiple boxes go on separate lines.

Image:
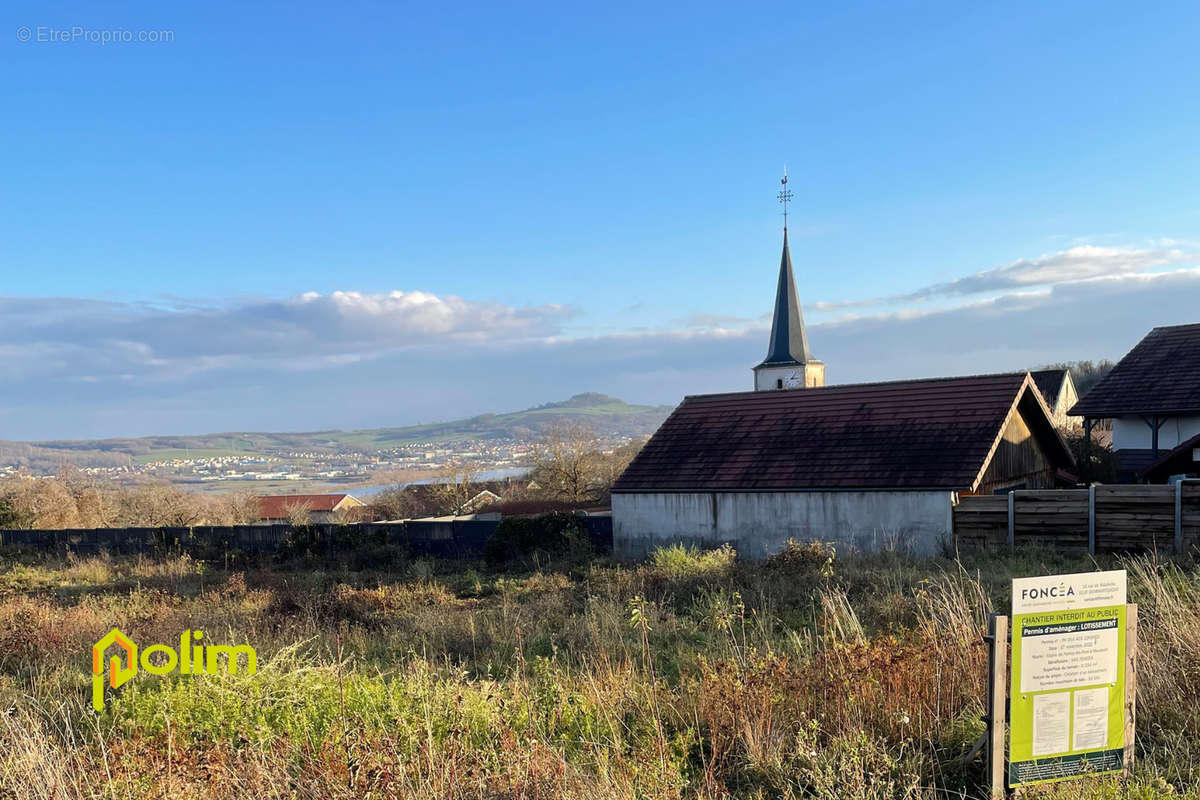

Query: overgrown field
left=1, top=543, right=1198, bottom=799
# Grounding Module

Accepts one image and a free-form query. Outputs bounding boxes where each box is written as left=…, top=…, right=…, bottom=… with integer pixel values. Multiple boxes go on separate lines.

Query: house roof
left=1069, top=323, right=1200, bottom=417
left=1030, top=369, right=1068, bottom=405
left=1139, top=432, right=1200, bottom=482
left=257, top=493, right=359, bottom=519
left=612, top=372, right=1073, bottom=493
left=756, top=229, right=815, bottom=368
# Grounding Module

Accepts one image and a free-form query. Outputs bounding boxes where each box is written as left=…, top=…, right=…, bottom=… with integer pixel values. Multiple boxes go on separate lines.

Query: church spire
left=760, top=226, right=814, bottom=365
left=752, top=169, right=824, bottom=391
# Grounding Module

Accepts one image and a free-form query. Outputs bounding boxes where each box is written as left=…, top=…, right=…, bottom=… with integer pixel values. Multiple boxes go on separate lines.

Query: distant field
left=1, top=546, right=1195, bottom=798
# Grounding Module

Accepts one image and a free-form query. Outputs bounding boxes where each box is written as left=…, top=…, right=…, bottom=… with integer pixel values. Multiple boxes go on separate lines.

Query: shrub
left=649, top=543, right=736, bottom=582
left=764, top=539, right=836, bottom=577
left=483, top=512, right=594, bottom=568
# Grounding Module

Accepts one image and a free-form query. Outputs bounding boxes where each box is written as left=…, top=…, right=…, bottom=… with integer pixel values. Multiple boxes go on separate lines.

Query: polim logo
left=91, top=628, right=256, bottom=711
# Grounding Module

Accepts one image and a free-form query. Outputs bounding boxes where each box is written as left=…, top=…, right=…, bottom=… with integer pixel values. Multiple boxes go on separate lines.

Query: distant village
left=63, top=438, right=542, bottom=490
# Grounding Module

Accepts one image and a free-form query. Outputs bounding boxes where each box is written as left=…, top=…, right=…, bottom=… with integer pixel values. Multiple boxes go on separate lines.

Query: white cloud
left=0, top=290, right=573, bottom=384
left=812, top=244, right=1196, bottom=311
left=1, top=260, right=1199, bottom=439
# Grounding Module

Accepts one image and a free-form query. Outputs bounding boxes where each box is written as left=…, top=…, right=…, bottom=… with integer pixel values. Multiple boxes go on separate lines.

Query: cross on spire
left=777, top=166, right=792, bottom=231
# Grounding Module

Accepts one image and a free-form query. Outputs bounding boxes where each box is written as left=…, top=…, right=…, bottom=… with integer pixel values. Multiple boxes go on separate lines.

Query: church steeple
left=760, top=227, right=813, bottom=365
left=752, top=170, right=825, bottom=391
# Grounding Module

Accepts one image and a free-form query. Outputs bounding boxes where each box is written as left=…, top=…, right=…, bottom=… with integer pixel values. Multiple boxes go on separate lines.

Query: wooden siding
left=974, top=409, right=1055, bottom=495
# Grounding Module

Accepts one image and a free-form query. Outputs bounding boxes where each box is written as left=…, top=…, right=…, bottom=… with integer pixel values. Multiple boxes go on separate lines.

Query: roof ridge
left=1151, top=322, right=1200, bottom=331
left=683, top=370, right=1029, bottom=402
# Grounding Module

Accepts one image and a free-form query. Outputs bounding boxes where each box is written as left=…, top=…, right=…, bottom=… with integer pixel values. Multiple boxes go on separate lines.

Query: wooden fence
left=954, top=483, right=1200, bottom=554
left=0, top=516, right=614, bottom=560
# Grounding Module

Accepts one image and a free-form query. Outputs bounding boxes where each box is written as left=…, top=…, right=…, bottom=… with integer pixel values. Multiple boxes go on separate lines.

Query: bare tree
left=222, top=491, right=263, bottom=525
left=368, top=485, right=420, bottom=521
left=0, top=475, right=270, bottom=530
left=0, top=474, right=80, bottom=529
left=530, top=426, right=645, bottom=504
left=113, top=482, right=208, bottom=527
left=431, top=460, right=481, bottom=516
left=282, top=499, right=313, bottom=527
left=57, top=466, right=117, bottom=528
left=590, top=439, right=645, bottom=500
left=531, top=424, right=599, bottom=503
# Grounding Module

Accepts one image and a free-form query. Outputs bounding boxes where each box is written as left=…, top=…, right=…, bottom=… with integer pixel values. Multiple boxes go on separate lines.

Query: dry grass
left=0, top=547, right=1197, bottom=799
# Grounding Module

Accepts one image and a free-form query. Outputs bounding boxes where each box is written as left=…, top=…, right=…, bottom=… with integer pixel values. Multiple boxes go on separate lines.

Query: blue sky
left=3, top=1, right=1199, bottom=439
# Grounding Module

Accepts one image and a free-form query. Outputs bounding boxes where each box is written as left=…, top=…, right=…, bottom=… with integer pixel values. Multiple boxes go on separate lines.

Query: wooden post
left=1176, top=482, right=1184, bottom=554
left=1124, top=604, right=1138, bottom=773
left=1007, top=492, right=1015, bottom=552
left=987, top=614, right=1009, bottom=799
left=1089, top=484, right=1097, bottom=555
left=1083, top=418, right=1094, bottom=481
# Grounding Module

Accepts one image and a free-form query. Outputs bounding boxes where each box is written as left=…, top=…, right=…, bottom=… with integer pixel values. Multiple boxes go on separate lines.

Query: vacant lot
left=1, top=544, right=1197, bottom=799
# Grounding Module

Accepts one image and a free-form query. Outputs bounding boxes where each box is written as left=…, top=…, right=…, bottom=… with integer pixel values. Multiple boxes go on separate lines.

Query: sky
left=2, top=0, right=1199, bottom=440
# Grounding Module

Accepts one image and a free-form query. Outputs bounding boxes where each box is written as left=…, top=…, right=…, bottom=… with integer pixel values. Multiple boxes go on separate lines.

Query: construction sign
left=1009, top=570, right=1127, bottom=786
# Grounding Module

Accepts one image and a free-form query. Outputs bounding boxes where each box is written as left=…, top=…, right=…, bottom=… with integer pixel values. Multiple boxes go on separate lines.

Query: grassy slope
left=0, top=546, right=1197, bottom=799
left=4, top=393, right=674, bottom=465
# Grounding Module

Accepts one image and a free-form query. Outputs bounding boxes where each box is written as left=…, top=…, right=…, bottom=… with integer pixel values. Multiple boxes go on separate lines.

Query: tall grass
left=0, top=546, right=1196, bottom=798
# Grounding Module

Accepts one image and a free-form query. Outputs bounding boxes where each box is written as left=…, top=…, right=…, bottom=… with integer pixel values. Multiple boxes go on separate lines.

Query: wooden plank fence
left=0, top=516, right=614, bottom=560
left=955, top=482, right=1200, bottom=554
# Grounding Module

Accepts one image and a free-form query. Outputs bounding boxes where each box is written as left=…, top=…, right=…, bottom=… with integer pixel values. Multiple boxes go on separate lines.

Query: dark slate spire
left=758, top=228, right=813, bottom=366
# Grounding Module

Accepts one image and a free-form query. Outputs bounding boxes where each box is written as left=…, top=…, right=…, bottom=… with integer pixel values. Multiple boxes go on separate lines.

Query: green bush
left=649, top=543, right=736, bottom=581
left=483, top=512, right=594, bottom=568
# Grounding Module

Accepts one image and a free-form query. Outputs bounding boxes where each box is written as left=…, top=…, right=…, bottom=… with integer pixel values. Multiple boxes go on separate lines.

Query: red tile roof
left=1070, top=323, right=1200, bottom=417
left=612, top=372, right=1072, bottom=493
left=257, top=493, right=356, bottom=519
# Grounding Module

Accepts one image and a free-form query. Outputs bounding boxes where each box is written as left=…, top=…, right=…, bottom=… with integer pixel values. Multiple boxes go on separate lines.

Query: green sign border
left=1009, top=604, right=1126, bottom=787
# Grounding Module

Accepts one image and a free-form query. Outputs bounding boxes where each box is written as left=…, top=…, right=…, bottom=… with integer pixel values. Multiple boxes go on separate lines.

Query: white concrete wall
left=612, top=490, right=955, bottom=560
left=1112, top=415, right=1200, bottom=451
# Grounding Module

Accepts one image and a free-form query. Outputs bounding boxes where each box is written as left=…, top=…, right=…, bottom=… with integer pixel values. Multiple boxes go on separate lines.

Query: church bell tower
left=752, top=170, right=825, bottom=391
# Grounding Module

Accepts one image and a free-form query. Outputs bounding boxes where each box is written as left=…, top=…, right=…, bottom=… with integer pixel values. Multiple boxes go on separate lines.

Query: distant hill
left=0, top=394, right=674, bottom=472
left=333, top=393, right=672, bottom=450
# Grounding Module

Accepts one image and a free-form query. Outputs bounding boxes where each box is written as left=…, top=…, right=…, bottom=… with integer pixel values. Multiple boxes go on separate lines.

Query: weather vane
left=778, top=166, right=793, bottom=230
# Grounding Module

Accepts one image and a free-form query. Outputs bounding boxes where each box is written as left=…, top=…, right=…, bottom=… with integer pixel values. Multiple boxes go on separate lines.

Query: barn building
left=1069, top=323, right=1200, bottom=481
left=611, top=372, right=1075, bottom=557
left=1030, top=368, right=1079, bottom=429
left=611, top=225, right=1075, bottom=558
